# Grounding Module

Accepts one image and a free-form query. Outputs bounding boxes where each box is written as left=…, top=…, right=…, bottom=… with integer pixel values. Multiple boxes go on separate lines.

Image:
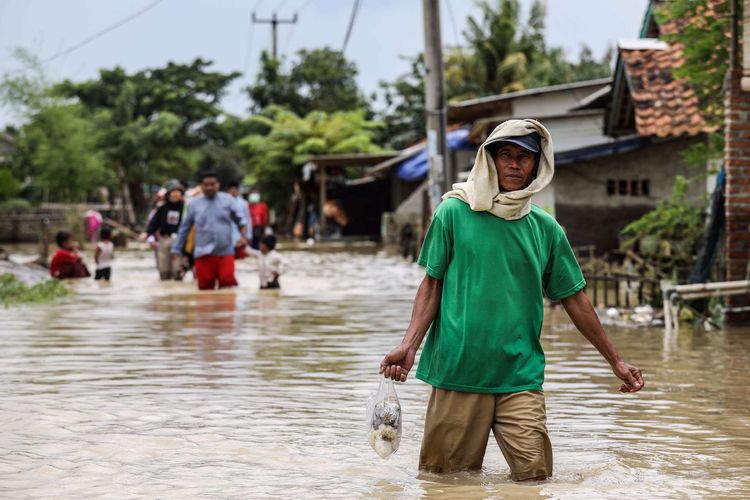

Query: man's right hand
left=379, top=344, right=416, bottom=382
left=612, top=361, right=644, bottom=393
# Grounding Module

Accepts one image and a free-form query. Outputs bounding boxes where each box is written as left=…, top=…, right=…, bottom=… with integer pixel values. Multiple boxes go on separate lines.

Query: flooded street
left=1, top=250, right=749, bottom=499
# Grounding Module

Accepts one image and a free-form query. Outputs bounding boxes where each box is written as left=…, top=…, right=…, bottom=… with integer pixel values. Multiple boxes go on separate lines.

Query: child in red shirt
left=50, top=231, right=90, bottom=279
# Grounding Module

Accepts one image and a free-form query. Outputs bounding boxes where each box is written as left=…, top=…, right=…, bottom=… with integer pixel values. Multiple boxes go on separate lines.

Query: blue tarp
left=396, top=128, right=474, bottom=181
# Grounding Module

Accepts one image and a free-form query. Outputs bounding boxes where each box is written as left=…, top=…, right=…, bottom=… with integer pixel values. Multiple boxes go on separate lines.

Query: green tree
left=462, top=0, right=610, bottom=93
left=525, top=46, right=612, bottom=88
left=247, top=47, right=369, bottom=116
left=462, top=0, right=541, bottom=94
left=0, top=169, right=21, bottom=202
left=13, top=104, right=108, bottom=202
left=236, top=106, right=383, bottom=208
left=656, top=0, right=731, bottom=128
left=56, top=59, right=240, bottom=222
left=0, top=50, right=109, bottom=202
left=376, top=0, right=611, bottom=149
left=377, top=55, right=427, bottom=149
left=655, top=0, right=732, bottom=167
left=245, top=52, right=299, bottom=115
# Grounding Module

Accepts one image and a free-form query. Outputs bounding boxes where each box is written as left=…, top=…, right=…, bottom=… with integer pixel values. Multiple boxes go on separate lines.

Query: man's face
left=492, top=143, right=538, bottom=192
left=201, top=176, right=219, bottom=198
left=227, top=186, right=240, bottom=197
left=168, top=189, right=183, bottom=203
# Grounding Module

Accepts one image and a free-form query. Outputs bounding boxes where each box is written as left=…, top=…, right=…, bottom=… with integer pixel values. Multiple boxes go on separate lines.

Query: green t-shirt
left=415, top=197, right=585, bottom=394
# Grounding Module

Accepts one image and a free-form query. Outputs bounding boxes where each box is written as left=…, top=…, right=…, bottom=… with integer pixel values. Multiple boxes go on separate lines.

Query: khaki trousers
left=157, top=235, right=183, bottom=280
left=419, top=388, right=552, bottom=481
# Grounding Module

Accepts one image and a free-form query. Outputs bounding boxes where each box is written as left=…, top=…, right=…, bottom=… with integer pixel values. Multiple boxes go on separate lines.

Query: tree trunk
left=128, top=180, right=147, bottom=223
left=115, top=163, right=136, bottom=227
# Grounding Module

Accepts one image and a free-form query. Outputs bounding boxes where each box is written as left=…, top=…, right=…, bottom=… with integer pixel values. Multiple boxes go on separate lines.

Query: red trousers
left=194, top=255, right=237, bottom=290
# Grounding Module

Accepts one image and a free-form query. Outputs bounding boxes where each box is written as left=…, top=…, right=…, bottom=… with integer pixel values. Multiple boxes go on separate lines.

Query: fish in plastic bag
left=366, top=378, right=402, bottom=459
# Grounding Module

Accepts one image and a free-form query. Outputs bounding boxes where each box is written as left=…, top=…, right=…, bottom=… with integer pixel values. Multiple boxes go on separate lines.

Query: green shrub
left=0, top=198, right=31, bottom=208
left=0, top=169, right=21, bottom=201
left=0, top=274, right=71, bottom=306
left=620, top=176, right=704, bottom=265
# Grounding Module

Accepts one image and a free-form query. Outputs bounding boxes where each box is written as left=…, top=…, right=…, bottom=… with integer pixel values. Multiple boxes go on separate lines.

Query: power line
left=243, top=0, right=264, bottom=78
left=341, top=0, right=362, bottom=53
left=281, top=0, right=311, bottom=57
left=297, top=0, right=314, bottom=13
left=282, top=17, right=297, bottom=57
left=444, top=0, right=460, bottom=47
left=243, top=13, right=256, bottom=75
left=40, top=0, right=165, bottom=66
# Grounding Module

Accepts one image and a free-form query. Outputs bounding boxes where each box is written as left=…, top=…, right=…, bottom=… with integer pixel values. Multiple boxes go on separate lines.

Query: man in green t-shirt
left=380, top=119, right=644, bottom=482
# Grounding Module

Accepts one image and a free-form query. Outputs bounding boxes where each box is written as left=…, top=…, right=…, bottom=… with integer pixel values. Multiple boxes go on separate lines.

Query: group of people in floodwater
left=48, top=171, right=287, bottom=291
left=46, top=119, right=647, bottom=484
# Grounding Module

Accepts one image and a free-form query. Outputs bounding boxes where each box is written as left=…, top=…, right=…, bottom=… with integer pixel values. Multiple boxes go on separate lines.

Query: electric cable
left=42, top=0, right=164, bottom=66
left=4, top=0, right=165, bottom=76
left=341, top=0, right=362, bottom=53
left=444, top=0, right=461, bottom=47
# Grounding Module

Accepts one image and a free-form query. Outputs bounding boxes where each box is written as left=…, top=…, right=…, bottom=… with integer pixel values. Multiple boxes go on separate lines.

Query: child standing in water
left=94, top=227, right=114, bottom=281
left=49, top=231, right=90, bottom=279
left=253, top=235, right=286, bottom=289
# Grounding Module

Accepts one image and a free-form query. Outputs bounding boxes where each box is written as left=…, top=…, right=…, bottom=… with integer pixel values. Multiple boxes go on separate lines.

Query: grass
left=0, top=273, right=71, bottom=306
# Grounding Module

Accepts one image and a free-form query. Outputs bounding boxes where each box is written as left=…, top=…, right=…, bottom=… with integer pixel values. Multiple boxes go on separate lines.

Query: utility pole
left=422, top=0, right=449, bottom=213
left=252, top=12, right=298, bottom=59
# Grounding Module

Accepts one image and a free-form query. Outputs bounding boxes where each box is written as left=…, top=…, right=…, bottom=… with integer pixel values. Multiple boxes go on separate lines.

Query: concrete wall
left=536, top=113, right=609, bottom=152
left=531, top=184, right=555, bottom=216
left=0, top=204, right=126, bottom=244
left=0, top=208, right=68, bottom=243
left=554, top=138, right=704, bottom=207
left=512, top=84, right=608, bottom=117
left=554, top=137, right=704, bottom=252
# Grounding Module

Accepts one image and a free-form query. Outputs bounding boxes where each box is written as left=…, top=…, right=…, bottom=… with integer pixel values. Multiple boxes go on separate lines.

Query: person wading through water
left=145, top=179, right=186, bottom=280
left=380, top=119, right=644, bottom=482
left=171, top=172, right=248, bottom=290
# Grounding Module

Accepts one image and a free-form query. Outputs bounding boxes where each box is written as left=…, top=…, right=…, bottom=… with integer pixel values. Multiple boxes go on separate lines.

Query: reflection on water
left=0, top=251, right=749, bottom=498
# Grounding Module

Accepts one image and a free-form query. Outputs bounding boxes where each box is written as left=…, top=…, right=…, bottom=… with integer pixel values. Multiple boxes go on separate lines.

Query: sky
left=0, top=0, right=649, bottom=126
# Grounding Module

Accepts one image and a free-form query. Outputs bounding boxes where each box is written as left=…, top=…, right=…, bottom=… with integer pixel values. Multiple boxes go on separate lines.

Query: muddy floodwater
left=1, top=250, right=749, bottom=499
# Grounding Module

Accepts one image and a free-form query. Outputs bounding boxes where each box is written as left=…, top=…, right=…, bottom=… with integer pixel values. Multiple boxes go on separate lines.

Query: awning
left=396, top=128, right=475, bottom=181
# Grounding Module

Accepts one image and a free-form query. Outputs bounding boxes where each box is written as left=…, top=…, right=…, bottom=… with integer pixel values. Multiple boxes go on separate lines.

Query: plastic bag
left=366, top=378, right=402, bottom=458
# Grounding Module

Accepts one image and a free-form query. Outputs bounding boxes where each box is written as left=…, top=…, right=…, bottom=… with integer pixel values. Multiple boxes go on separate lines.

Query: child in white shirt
left=94, top=227, right=114, bottom=281
left=252, top=234, right=286, bottom=289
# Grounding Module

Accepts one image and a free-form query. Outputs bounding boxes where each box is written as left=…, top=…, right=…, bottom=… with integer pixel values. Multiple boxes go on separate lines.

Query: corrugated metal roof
left=449, top=77, right=613, bottom=109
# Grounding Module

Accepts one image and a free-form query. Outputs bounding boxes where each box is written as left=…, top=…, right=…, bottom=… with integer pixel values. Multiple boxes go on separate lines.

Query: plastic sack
left=366, top=378, right=402, bottom=458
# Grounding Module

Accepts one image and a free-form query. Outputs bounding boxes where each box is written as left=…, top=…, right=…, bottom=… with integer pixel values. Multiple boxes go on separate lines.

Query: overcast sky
left=0, top=0, right=649, bottom=126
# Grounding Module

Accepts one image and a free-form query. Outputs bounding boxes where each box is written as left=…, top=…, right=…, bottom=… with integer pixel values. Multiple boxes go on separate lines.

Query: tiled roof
left=619, top=41, right=705, bottom=138
left=608, top=0, right=726, bottom=138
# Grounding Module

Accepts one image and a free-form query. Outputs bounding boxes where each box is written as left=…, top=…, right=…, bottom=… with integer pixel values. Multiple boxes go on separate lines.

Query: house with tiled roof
left=395, top=1, right=711, bottom=254
left=350, top=1, right=714, bottom=253
left=550, top=0, right=711, bottom=253
left=386, top=78, right=614, bottom=229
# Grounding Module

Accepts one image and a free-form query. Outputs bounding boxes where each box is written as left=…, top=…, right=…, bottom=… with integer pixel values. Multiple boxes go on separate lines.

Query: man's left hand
left=612, top=361, right=644, bottom=393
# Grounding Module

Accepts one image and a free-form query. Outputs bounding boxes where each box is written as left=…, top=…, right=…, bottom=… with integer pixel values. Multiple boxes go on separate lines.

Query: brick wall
left=724, top=69, right=750, bottom=324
